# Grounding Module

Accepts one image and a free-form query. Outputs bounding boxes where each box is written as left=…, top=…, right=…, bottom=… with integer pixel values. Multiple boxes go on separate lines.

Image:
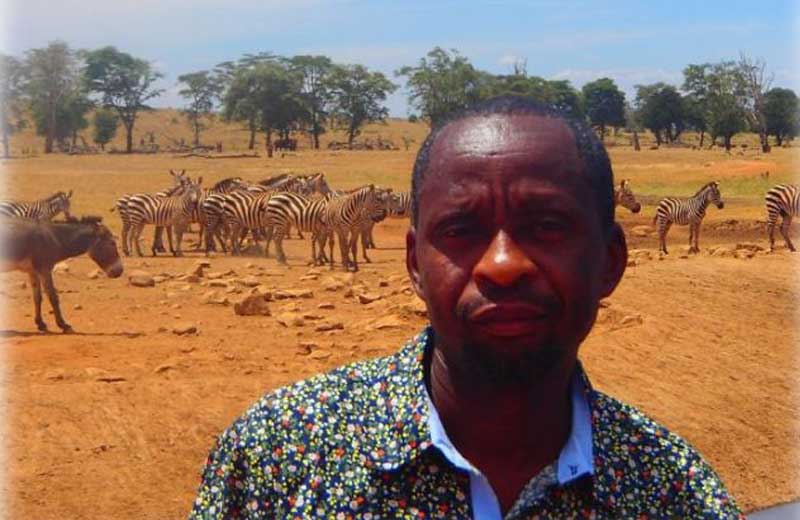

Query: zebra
left=614, top=180, right=641, bottom=213
left=113, top=170, right=189, bottom=256
left=654, top=181, right=724, bottom=254
left=220, top=190, right=274, bottom=255
left=0, top=190, right=73, bottom=220
left=190, top=177, right=247, bottom=251
left=765, top=184, right=799, bottom=252
left=262, top=192, right=333, bottom=265
left=325, top=185, right=386, bottom=271
left=127, top=178, right=203, bottom=257
left=364, top=190, right=409, bottom=249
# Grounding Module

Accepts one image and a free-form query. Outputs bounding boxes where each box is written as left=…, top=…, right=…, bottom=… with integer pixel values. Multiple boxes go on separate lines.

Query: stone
left=177, top=274, right=201, bottom=283
left=620, top=314, right=643, bottom=327
left=322, top=278, right=345, bottom=292
left=310, top=350, right=332, bottom=360
left=152, top=275, right=169, bottom=284
left=238, top=275, right=260, bottom=287
left=302, top=313, right=324, bottom=320
left=317, top=302, right=335, bottom=310
left=234, top=294, right=272, bottom=316
left=154, top=364, right=176, bottom=374
left=276, top=312, right=305, bottom=327
left=357, top=292, right=382, bottom=304
left=207, top=280, right=229, bottom=288
left=53, top=261, right=69, bottom=274
left=373, top=315, right=405, bottom=330
left=206, top=272, right=225, bottom=280
left=315, top=321, right=344, bottom=332
left=87, top=269, right=102, bottom=280
left=379, top=280, right=389, bottom=287
left=630, top=225, right=653, bottom=237
left=128, top=270, right=155, bottom=288
left=300, top=275, right=319, bottom=281
left=274, top=289, right=314, bottom=300
left=73, top=304, right=82, bottom=310
left=172, top=323, right=198, bottom=335
left=735, top=242, right=764, bottom=252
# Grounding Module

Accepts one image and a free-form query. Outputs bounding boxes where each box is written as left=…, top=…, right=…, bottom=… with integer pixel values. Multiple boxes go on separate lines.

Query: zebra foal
left=0, top=190, right=73, bottom=220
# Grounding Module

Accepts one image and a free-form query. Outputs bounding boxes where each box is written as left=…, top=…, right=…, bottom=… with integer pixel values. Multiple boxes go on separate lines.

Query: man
left=190, top=96, right=742, bottom=518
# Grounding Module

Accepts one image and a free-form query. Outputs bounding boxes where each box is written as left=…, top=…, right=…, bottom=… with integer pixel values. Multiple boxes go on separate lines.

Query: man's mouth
left=468, top=303, right=548, bottom=337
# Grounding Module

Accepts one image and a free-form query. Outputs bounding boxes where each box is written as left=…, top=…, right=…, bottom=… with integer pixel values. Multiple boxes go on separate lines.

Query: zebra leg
left=132, top=223, right=146, bottom=257
left=359, top=227, right=372, bottom=263
left=30, top=272, right=47, bottom=332
left=691, top=223, right=700, bottom=253
left=780, top=216, right=795, bottom=251
left=121, top=221, right=131, bottom=256
left=153, top=226, right=166, bottom=253
left=263, top=227, right=274, bottom=257
left=335, top=229, right=349, bottom=270
left=274, top=228, right=288, bottom=265
left=348, top=232, right=360, bottom=272
left=659, top=220, right=670, bottom=254
left=42, top=270, right=72, bottom=333
left=174, top=223, right=187, bottom=257
left=767, top=220, right=776, bottom=252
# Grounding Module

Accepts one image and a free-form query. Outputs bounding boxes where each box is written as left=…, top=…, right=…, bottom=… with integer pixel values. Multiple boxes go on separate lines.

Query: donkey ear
left=170, top=169, right=176, bottom=176
left=67, top=190, right=73, bottom=198
left=197, top=176, right=203, bottom=185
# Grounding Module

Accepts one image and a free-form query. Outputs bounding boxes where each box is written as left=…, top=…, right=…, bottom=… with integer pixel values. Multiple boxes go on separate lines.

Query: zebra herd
left=111, top=170, right=411, bottom=271
left=0, top=175, right=796, bottom=267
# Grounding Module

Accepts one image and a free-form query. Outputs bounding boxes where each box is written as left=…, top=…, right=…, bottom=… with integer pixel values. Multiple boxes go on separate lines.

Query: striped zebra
left=614, top=180, right=641, bottom=213
left=765, top=184, right=799, bottom=252
left=220, top=190, right=274, bottom=255
left=325, top=185, right=386, bottom=271
left=190, top=177, right=247, bottom=251
left=364, top=190, right=409, bottom=249
left=654, top=181, right=724, bottom=254
left=127, top=178, right=203, bottom=257
left=0, top=190, right=73, bottom=220
left=114, top=170, right=189, bottom=255
left=262, top=192, right=333, bottom=265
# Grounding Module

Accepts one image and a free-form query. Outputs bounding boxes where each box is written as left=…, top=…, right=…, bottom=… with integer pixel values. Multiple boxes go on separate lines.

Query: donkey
left=0, top=216, right=123, bottom=333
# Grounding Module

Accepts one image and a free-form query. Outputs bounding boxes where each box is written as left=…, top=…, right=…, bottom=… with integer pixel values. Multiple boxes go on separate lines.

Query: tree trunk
left=633, top=131, right=640, bottom=151
left=760, top=130, right=770, bottom=153
left=193, top=121, right=200, bottom=147
left=654, top=131, right=662, bottom=146
left=100, top=142, right=105, bottom=151
left=348, top=124, right=357, bottom=149
left=699, top=130, right=705, bottom=148
left=45, top=105, right=55, bottom=154
left=1, top=128, right=9, bottom=158
left=248, top=122, right=256, bottom=150
left=313, top=129, right=320, bottom=149
left=125, top=121, right=134, bottom=153
left=776, top=134, right=783, bottom=147
left=724, top=135, right=732, bottom=151
left=71, top=130, right=78, bottom=149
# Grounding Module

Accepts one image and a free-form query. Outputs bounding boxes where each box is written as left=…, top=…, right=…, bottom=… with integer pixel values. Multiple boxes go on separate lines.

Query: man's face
left=407, top=113, right=626, bottom=384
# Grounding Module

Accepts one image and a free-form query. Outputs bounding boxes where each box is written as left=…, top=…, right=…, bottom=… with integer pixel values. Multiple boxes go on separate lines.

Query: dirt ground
left=0, top=128, right=798, bottom=518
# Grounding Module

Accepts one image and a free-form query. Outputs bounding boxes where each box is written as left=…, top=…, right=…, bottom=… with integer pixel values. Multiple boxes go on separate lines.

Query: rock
left=626, top=259, right=638, bottom=267
left=207, top=280, right=229, bottom=288
left=225, top=286, right=242, bottom=295
left=172, top=323, right=198, bottom=335
left=343, top=287, right=355, bottom=298
left=234, top=294, right=272, bottom=316
left=310, top=350, right=332, bottom=360
left=171, top=303, right=181, bottom=309
left=238, top=275, right=260, bottom=287
left=154, top=364, right=176, bottom=374
left=322, top=278, right=345, bottom=292
left=73, top=304, right=82, bottom=310
left=45, top=369, right=66, bottom=381
left=302, top=313, right=324, bottom=320
left=276, top=312, right=305, bottom=327
left=206, top=272, right=225, bottom=280
left=274, top=289, right=314, bottom=300
left=735, top=242, right=764, bottom=252
left=299, top=275, right=319, bottom=281
left=619, top=314, right=643, bottom=327
left=379, top=280, right=389, bottom=287
left=710, top=246, right=736, bottom=258
left=252, top=285, right=273, bottom=298
left=87, top=269, right=102, bottom=280
left=53, top=262, right=69, bottom=274
left=152, top=275, right=170, bottom=284
left=306, top=268, right=322, bottom=276
left=96, top=375, right=127, bottom=383
left=177, top=274, right=201, bottom=283
left=736, top=249, right=756, bottom=260
left=406, top=299, right=427, bottom=317
left=315, top=321, right=344, bottom=332
left=296, top=341, right=317, bottom=355
left=128, top=270, right=155, bottom=288
left=157, top=326, right=168, bottom=333
left=317, top=302, right=335, bottom=310
left=373, top=315, right=405, bottom=330
left=357, top=292, right=382, bottom=305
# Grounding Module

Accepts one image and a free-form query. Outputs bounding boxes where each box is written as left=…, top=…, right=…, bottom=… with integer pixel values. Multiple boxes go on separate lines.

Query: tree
left=178, top=71, right=223, bottom=147
left=0, top=54, right=26, bottom=158
left=289, top=55, right=334, bottom=149
left=31, top=87, right=91, bottom=151
left=486, top=74, right=583, bottom=117
left=396, top=47, right=485, bottom=126
left=24, top=41, right=81, bottom=153
left=92, top=108, right=118, bottom=150
left=83, top=46, right=163, bottom=153
left=222, top=61, right=305, bottom=151
left=635, top=83, right=686, bottom=146
left=582, top=78, right=626, bottom=141
left=738, top=53, right=773, bottom=153
left=705, top=62, right=748, bottom=151
left=329, top=64, right=397, bottom=147
left=682, top=64, right=711, bottom=147
left=764, top=87, right=799, bottom=146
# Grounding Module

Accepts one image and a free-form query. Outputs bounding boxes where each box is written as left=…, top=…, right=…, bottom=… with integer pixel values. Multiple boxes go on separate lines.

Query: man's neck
left=428, top=346, right=574, bottom=514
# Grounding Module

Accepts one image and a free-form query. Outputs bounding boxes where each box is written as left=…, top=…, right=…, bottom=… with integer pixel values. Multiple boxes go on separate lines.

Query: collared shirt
left=425, top=368, right=594, bottom=520
left=190, top=327, right=743, bottom=519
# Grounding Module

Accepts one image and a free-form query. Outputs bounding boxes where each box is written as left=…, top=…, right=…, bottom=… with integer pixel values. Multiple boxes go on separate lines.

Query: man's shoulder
left=588, top=389, right=742, bottom=516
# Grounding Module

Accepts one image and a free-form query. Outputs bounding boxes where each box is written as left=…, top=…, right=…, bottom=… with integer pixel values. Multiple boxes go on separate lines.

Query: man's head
left=406, top=96, right=627, bottom=387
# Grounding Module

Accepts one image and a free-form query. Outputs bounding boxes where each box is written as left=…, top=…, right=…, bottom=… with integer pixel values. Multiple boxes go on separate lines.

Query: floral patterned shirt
left=190, top=327, right=743, bottom=519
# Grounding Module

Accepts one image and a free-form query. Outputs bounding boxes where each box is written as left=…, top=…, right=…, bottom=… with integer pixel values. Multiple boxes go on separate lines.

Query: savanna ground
left=0, top=113, right=798, bottom=518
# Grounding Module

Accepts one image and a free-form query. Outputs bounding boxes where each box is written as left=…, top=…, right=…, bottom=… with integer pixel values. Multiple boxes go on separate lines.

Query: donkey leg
left=29, top=272, right=47, bottom=332
left=42, top=271, right=72, bottom=333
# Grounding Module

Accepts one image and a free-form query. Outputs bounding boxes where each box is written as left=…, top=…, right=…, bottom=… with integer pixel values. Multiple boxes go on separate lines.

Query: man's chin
left=457, top=337, right=565, bottom=387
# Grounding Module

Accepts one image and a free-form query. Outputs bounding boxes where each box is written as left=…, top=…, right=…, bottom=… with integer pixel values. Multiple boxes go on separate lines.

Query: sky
left=2, top=0, right=798, bottom=116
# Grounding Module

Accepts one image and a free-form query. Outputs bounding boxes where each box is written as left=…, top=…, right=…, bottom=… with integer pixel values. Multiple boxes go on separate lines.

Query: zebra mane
left=211, top=177, right=242, bottom=191
left=694, top=181, right=718, bottom=196
left=45, top=191, right=68, bottom=202
left=258, top=173, right=291, bottom=187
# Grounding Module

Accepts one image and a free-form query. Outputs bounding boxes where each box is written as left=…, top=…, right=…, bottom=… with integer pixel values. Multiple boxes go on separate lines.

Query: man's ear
left=406, top=226, right=424, bottom=299
left=600, top=223, right=628, bottom=298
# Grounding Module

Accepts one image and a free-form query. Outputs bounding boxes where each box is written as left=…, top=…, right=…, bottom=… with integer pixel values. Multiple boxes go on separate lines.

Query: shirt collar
left=373, top=326, right=622, bottom=512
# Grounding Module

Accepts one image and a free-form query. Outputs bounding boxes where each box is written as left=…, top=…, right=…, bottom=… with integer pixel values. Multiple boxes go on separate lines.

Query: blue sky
left=2, top=0, right=798, bottom=116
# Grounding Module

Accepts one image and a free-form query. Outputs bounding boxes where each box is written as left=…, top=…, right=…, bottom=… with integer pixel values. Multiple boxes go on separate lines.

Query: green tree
left=396, top=47, right=485, bottom=126
left=738, top=53, right=773, bottom=152
left=682, top=64, right=711, bottom=147
left=582, top=78, right=626, bottom=141
left=178, top=71, right=223, bottom=147
left=634, top=83, right=686, bottom=146
left=92, top=108, right=118, bottom=150
left=329, top=64, right=396, bottom=147
left=763, top=87, right=799, bottom=146
left=0, top=54, right=26, bottom=158
left=83, top=46, right=163, bottom=153
left=289, top=55, right=334, bottom=149
left=31, top=87, right=91, bottom=151
left=24, top=41, right=81, bottom=153
left=486, top=75, right=583, bottom=117
left=705, top=62, right=748, bottom=151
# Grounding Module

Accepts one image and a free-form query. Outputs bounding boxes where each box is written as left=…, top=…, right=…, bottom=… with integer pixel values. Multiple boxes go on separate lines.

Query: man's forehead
left=431, top=113, right=578, bottom=159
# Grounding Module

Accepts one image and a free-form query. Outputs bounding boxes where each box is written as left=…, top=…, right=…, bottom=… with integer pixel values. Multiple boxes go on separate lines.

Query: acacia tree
left=289, top=55, right=334, bottom=149
left=178, top=71, right=223, bottom=147
left=705, top=62, right=748, bottom=151
left=328, top=64, right=396, bottom=147
left=635, top=83, right=686, bottom=145
left=0, top=54, right=26, bottom=158
left=84, top=46, right=163, bottom=153
left=31, top=90, right=92, bottom=150
left=764, top=87, right=799, bottom=146
left=396, top=47, right=484, bottom=126
left=582, top=78, right=626, bottom=141
left=682, top=64, right=711, bottom=147
left=486, top=74, right=583, bottom=116
left=92, top=108, right=118, bottom=150
left=24, top=41, right=81, bottom=153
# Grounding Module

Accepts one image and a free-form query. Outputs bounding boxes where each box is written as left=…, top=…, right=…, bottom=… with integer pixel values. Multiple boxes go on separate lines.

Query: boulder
left=172, top=323, right=198, bottom=335
left=357, top=292, right=382, bottom=305
left=128, top=270, right=155, bottom=288
left=315, top=321, right=344, bottom=332
left=276, top=312, right=305, bottom=327
left=373, top=315, right=405, bottom=330
left=234, top=294, right=272, bottom=316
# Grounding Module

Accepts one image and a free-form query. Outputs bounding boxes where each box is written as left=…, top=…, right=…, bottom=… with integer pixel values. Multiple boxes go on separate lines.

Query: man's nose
left=473, top=231, right=537, bottom=287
